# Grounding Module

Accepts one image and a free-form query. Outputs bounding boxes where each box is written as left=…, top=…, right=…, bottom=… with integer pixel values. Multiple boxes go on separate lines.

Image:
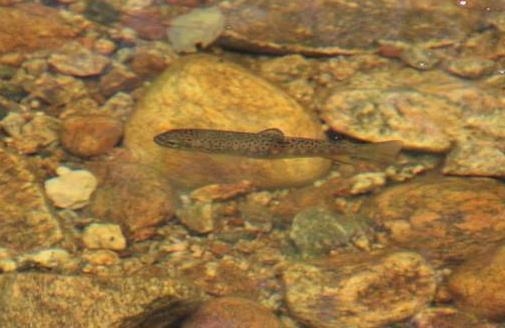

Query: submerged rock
left=366, top=176, right=505, bottom=260
left=0, top=272, right=203, bottom=327
left=283, top=251, right=436, bottom=328
left=44, top=167, right=97, bottom=210
left=218, top=0, right=476, bottom=56
left=182, top=297, right=282, bottom=328
left=289, top=207, right=368, bottom=257
left=0, top=146, right=62, bottom=252
left=88, top=161, right=177, bottom=240
left=320, top=68, right=505, bottom=177
left=0, top=5, right=78, bottom=53
left=124, top=55, right=331, bottom=189
left=448, top=244, right=505, bottom=321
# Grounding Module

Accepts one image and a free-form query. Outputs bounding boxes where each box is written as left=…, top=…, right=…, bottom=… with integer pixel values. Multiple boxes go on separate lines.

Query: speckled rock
left=18, top=248, right=72, bottom=270
left=189, top=180, right=254, bottom=202
left=88, top=161, right=177, bottom=240
left=48, top=41, right=110, bottom=77
left=320, top=67, right=505, bottom=177
left=283, top=251, right=436, bottom=328
left=45, top=167, right=97, bottom=209
left=182, top=297, right=282, bottom=328
left=321, top=83, right=460, bottom=152
left=82, top=223, right=126, bottom=250
left=366, top=177, right=505, bottom=260
left=0, top=272, right=203, bottom=327
left=443, top=113, right=505, bottom=176
left=0, top=146, right=62, bottom=252
left=177, top=203, right=215, bottom=234
left=289, top=207, right=368, bottom=257
left=411, top=307, right=498, bottom=328
left=448, top=244, right=505, bottom=320
left=3, top=113, right=61, bottom=154
left=60, top=114, right=123, bottom=157
left=99, top=64, right=140, bottom=97
left=22, top=73, right=88, bottom=107
left=445, top=57, right=496, bottom=79
left=0, top=5, right=78, bottom=53
left=124, top=54, right=331, bottom=189
left=218, top=0, right=476, bottom=56
left=349, top=172, right=386, bottom=195
left=400, top=46, right=440, bottom=70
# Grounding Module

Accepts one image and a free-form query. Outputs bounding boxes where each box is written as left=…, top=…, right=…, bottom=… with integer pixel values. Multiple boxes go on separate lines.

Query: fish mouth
left=154, top=134, right=178, bottom=147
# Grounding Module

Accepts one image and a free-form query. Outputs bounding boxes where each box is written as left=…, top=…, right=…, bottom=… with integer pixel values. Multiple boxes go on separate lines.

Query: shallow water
left=0, top=1, right=504, bottom=327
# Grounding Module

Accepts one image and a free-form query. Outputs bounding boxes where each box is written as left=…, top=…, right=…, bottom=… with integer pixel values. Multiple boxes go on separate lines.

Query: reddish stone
left=182, top=297, right=282, bottom=328
left=0, top=5, right=78, bottom=53
left=61, top=114, right=123, bottom=157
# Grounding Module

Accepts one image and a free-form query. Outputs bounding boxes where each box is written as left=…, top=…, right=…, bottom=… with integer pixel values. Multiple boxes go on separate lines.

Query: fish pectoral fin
left=258, top=128, right=285, bottom=139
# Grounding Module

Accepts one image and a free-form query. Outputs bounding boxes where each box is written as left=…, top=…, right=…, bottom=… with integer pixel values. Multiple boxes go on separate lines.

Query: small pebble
left=177, top=203, right=215, bottom=234
left=82, top=223, right=127, bottom=250
left=99, top=64, right=140, bottom=96
left=19, top=248, right=70, bottom=269
left=81, top=249, right=119, bottom=265
left=1, top=111, right=26, bottom=137
left=400, top=46, right=439, bottom=70
left=446, top=57, right=496, bottom=79
left=93, top=38, right=116, bottom=55
left=48, top=42, right=110, bottom=77
left=45, top=166, right=97, bottom=209
left=349, top=172, right=386, bottom=195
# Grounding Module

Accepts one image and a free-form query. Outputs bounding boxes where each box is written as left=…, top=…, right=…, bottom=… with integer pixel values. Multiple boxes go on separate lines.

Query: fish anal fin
left=258, top=128, right=285, bottom=139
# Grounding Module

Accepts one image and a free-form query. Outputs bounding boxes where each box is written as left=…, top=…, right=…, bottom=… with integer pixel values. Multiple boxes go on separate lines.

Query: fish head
left=153, top=129, right=195, bottom=149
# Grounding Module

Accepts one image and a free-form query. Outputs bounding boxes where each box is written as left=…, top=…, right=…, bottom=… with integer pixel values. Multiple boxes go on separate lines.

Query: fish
left=153, top=128, right=402, bottom=165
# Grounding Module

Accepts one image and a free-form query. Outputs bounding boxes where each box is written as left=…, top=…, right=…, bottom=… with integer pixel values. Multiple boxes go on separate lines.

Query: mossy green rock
left=124, top=55, right=330, bottom=189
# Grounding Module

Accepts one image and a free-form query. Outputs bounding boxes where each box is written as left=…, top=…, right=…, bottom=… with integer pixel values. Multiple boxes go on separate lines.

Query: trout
left=154, top=128, right=402, bottom=165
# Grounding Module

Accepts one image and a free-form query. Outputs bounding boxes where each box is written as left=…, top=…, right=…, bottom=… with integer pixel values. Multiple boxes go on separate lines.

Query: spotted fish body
left=154, top=128, right=402, bottom=164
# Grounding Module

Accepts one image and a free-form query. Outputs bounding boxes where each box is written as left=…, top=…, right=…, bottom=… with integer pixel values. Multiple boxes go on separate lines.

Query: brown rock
left=181, top=259, right=268, bottom=298
left=7, top=114, right=61, bottom=154
left=121, top=8, right=167, bottom=40
left=320, top=67, right=505, bottom=177
left=130, top=44, right=175, bottom=78
left=283, top=251, right=436, bottom=328
left=177, top=202, right=215, bottom=234
left=366, top=176, right=505, bottom=260
left=0, top=4, right=78, bottom=53
left=411, top=307, right=498, bottom=328
left=124, top=54, right=331, bottom=189
left=182, top=297, right=282, bottom=328
left=0, top=272, right=203, bottom=327
left=218, top=0, right=476, bottom=56
left=0, top=146, right=62, bottom=252
left=60, top=114, right=123, bottom=157
left=48, top=42, right=110, bottom=77
left=445, top=57, right=496, bottom=79
left=321, top=85, right=460, bottom=153
left=190, top=180, right=254, bottom=202
left=448, top=244, right=505, bottom=320
left=99, top=64, right=140, bottom=97
left=88, top=161, right=177, bottom=240
left=22, top=73, right=88, bottom=108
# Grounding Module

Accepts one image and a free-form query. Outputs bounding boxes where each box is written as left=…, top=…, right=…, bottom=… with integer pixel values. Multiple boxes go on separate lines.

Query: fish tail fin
left=328, top=140, right=403, bottom=166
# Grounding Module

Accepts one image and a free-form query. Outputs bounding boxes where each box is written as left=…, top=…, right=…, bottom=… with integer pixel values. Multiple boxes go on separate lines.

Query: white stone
left=45, top=167, right=97, bottom=209
left=20, top=248, right=71, bottom=269
left=82, top=223, right=126, bottom=250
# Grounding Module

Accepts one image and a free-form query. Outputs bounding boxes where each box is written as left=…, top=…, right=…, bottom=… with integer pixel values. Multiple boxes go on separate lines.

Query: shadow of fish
left=154, top=128, right=402, bottom=165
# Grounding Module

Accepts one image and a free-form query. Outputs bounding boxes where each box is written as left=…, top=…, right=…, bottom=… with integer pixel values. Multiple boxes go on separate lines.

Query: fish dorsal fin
left=258, top=128, right=284, bottom=139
